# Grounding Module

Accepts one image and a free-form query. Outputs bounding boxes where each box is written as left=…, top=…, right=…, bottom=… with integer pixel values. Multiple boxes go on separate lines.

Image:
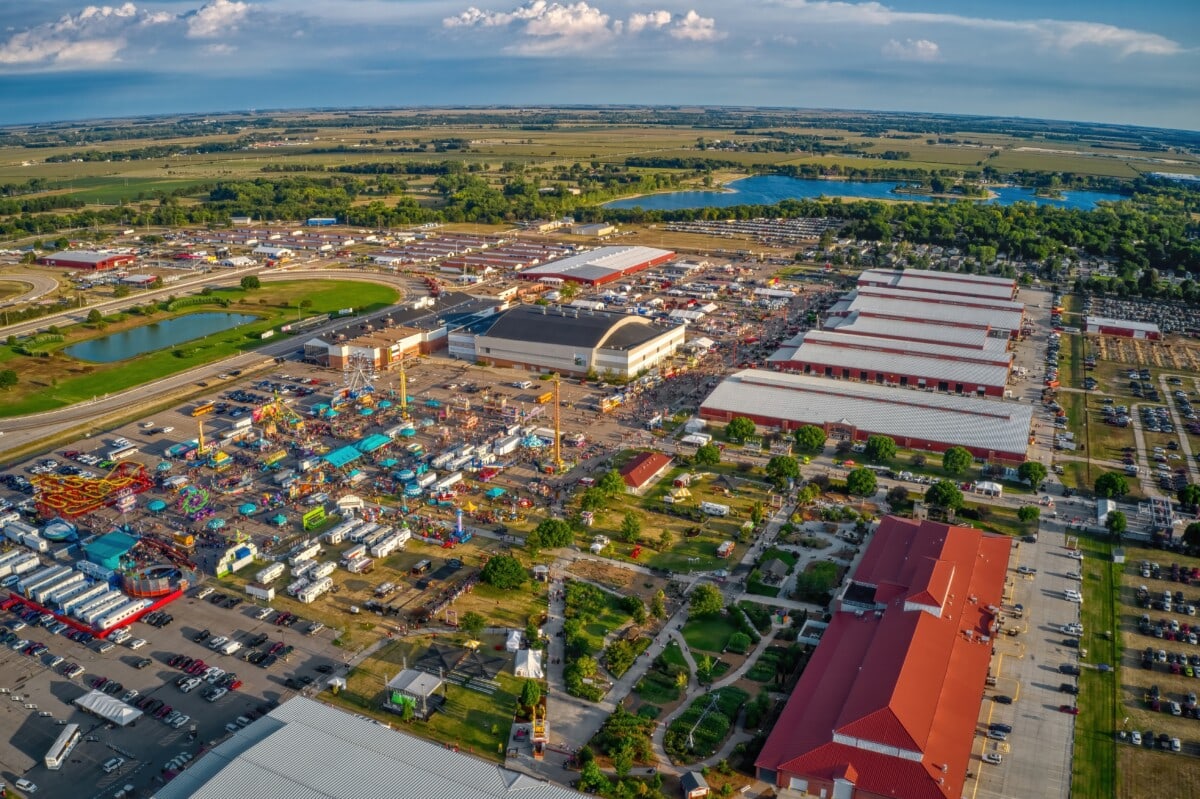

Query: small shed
left=506, top=629, right=522, bottom=652
left=385, top=669, right=443, bottom=720
left=681, top=771, right=709, bottom=799
left=514, top=649, right=544, bottom=679
left=759, top=558, right=789, bottom=585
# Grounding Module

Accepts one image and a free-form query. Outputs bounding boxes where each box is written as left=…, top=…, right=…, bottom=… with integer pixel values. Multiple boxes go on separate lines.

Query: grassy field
left=0, top=279, right=399, bottom=416
left=682, top=615, right=741, bottom=655
left=1072, top=534, right=1120, bottom=799
left=330, top=634, right=521, bottom=762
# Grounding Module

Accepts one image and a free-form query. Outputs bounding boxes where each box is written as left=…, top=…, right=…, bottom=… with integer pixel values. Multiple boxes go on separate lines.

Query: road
left=0, top=273, right=59, bottom=308
left=0, top=267, right=419, bottom=455
left=972, top=515, right=1078, bottom=799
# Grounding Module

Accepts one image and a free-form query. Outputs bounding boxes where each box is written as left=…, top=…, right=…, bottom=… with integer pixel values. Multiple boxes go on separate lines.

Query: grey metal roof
left=824, top=314, right=1000, bottom=351
left=480, top=304, right=669, bottom=351
left=701, top=371, right=1033, bottom=456
left=856, top=284, right=1024, bottom=312
left=779, top=330, right=1012, bottom=366
left=521, top=246, right=671, bottom=280
left=1085, top=316, right=1161, bottom=334
left=43, top=249, right=128, bottom=264
left=848, top=294, right=1023, bottom=332
left=766, top=339, right=1010, bottom=389
left=152, top=697, right=587, bottom=799
left=859, top=268, right=1016, bottom=297
left=387, top=669, right=443, bottom=697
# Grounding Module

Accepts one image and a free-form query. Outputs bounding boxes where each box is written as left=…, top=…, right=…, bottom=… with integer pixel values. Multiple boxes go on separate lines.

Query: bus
left=191, top=401, right=216, bottom=417
left=106, top=445, right=139, bottom=461
left=45, top=723, right=80, bottom=770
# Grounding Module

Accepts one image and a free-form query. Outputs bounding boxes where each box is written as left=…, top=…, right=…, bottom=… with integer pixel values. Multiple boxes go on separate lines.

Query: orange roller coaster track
left=32, top=461, right=154, bottom=520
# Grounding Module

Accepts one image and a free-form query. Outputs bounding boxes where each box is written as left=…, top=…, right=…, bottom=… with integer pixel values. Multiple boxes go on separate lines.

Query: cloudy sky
left=0, top=0, right=1196, bottom=129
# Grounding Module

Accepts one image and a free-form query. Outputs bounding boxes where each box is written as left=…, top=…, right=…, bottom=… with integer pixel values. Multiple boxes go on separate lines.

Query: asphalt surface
left=0, top=589, right=349, bottom=798
left=0, top=274, right=59, bottom=308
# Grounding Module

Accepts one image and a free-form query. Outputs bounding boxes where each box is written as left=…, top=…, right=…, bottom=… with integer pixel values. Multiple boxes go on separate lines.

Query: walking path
left=649, top=622, right=779, bottom=774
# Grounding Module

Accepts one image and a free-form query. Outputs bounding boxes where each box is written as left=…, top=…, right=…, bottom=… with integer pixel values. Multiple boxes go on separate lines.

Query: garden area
left=562, top=580, right=645, bottom=700
left=663, top=686, right=749, bottom=762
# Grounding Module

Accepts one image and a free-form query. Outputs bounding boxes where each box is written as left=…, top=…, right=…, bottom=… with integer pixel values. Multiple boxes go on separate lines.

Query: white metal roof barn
left=699, top=370, right=1034, bottom=462
left=151, top=697, right=589, bottom=799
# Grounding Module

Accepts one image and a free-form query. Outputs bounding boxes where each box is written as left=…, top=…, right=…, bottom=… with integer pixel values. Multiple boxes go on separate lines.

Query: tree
left=794, top=561, right=839, bottom=601
left=766, top=455, right=801, bottom=488
left=846, top=467, right=877, bottom=499
left=534, top=517, right=573, bottom=548
left=519, top=679, right=541, bottom=712
left=0, top=369, right=18, bottom=390
left=941, top=446, right=973, bottom=476
left=864, top=435, right=897, bottom=462
left=399, top=700, right=415, bottom=723
left=1094, top=472, right=1129, bottom=499
left=726, top=416, right=756, bottom=442
left=793, top=424, right=827, bottom=452
left=689, top=584, right=724, bottom=618
left=1178, top=484, right=1200, bottom=511
left=1017, top=505, right=1041, bottom=527
left=749, top=502, right=767, bottom=526
left=611, top=745, right=633, bottom=779
left=1106, top=510, right=1128, bottom=537
left=459, top=611, right=486, bottom=640
left=580, top=487, right=608, bottom=512
left=886, top=485, right=909, bottom=507
left=925, top=480, right=964, bottom=511
left=618, top=511, right=642, bottom=543
left=86, top=309, right=103, bottom=324
left=240, top=275, right=261, bottom=290
left=577, top=761, right=609, bottom=794
left=1017, top=461, right=1048, bottom=487
left=112, top=284, right=130, bottom=298
left=694, top=443, right=721, bottom=466
left=480, top=554, right=526, bottom=589
left=598, top=469, right=626, bottom=497
left=1184, top=522, right=1200, bottom=553
left=650, top=591, right=667, bottom=619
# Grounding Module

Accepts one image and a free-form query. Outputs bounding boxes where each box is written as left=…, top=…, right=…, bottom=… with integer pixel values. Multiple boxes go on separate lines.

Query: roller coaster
left=31, top=461, right=154, bottom=520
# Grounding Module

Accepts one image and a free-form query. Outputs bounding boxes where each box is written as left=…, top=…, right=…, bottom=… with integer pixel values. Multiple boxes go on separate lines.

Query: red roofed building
left=756, top=516, right=1011, bottom=799
left=619, top=451, right=674, bottom=494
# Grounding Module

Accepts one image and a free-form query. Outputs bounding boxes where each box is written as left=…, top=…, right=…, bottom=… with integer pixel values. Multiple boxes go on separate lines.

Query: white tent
left=514, top=649, right=544, bottom=679
left=74, top=689, right=143, bottom=727
left=505, top=629, right=521, bottom=653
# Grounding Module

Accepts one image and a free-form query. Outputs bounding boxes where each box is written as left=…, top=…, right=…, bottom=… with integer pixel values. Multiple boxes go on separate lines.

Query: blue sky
left=0, top=0, right=1196, bottom=129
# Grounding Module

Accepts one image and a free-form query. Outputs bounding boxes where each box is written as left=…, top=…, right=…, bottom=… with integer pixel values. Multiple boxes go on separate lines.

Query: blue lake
left=66, top=312, right=259, bottom=363
left=604, top=175, right=1127, bottom=211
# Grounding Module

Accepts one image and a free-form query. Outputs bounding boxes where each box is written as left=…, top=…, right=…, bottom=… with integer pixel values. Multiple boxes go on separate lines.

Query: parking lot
left=972, top=521, right=1080, bottom=799
left=0, top=587, right=348, bottom=797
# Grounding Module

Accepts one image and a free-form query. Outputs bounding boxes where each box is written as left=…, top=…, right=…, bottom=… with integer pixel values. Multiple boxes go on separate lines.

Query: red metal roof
left=757, top=516, right=1011, bottom=799
left=619, top=451, right=673, bottom=489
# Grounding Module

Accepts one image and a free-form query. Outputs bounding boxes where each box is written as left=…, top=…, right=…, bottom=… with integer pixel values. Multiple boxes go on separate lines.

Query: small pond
left=65, top=312, right=258, bottom=363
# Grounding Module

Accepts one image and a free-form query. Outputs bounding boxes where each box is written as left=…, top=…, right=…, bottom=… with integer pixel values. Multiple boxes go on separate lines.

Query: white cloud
left=882, top=37, right=938, bottom=62
left=0, top=2, right=171, bottom=66
left=627, top=10, right=671, bottom=34
left=779, top=0, right=1181, bottom=57
left=669, top=10, right=722, bottom=42
left=444, top=3, right=722, bottom=52
left=186, top=0, right=250, bottom=39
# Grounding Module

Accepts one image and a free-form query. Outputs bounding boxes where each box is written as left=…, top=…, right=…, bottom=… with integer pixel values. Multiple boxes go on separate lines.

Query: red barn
left=756, top=516, right=1011, bottom=799
left=38, top=250, right=136, bottom=271
left=619, top=451, right=674, bottom=494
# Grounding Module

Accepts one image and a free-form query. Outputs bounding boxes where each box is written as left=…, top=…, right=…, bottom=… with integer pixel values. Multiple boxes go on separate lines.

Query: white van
left=1064, top=589, right=1083, bottom=603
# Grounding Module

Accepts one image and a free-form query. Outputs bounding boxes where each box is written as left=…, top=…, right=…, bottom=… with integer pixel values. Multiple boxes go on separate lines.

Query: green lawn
left=659, top=640, right=690, bottom=670
left=682, top=615, right=740, bottom=655
left=333, top=636, right=521, bottom=762
left=0, top=280, right=399, bottom=416
left=1072, top=535, right=1120, bottom=799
